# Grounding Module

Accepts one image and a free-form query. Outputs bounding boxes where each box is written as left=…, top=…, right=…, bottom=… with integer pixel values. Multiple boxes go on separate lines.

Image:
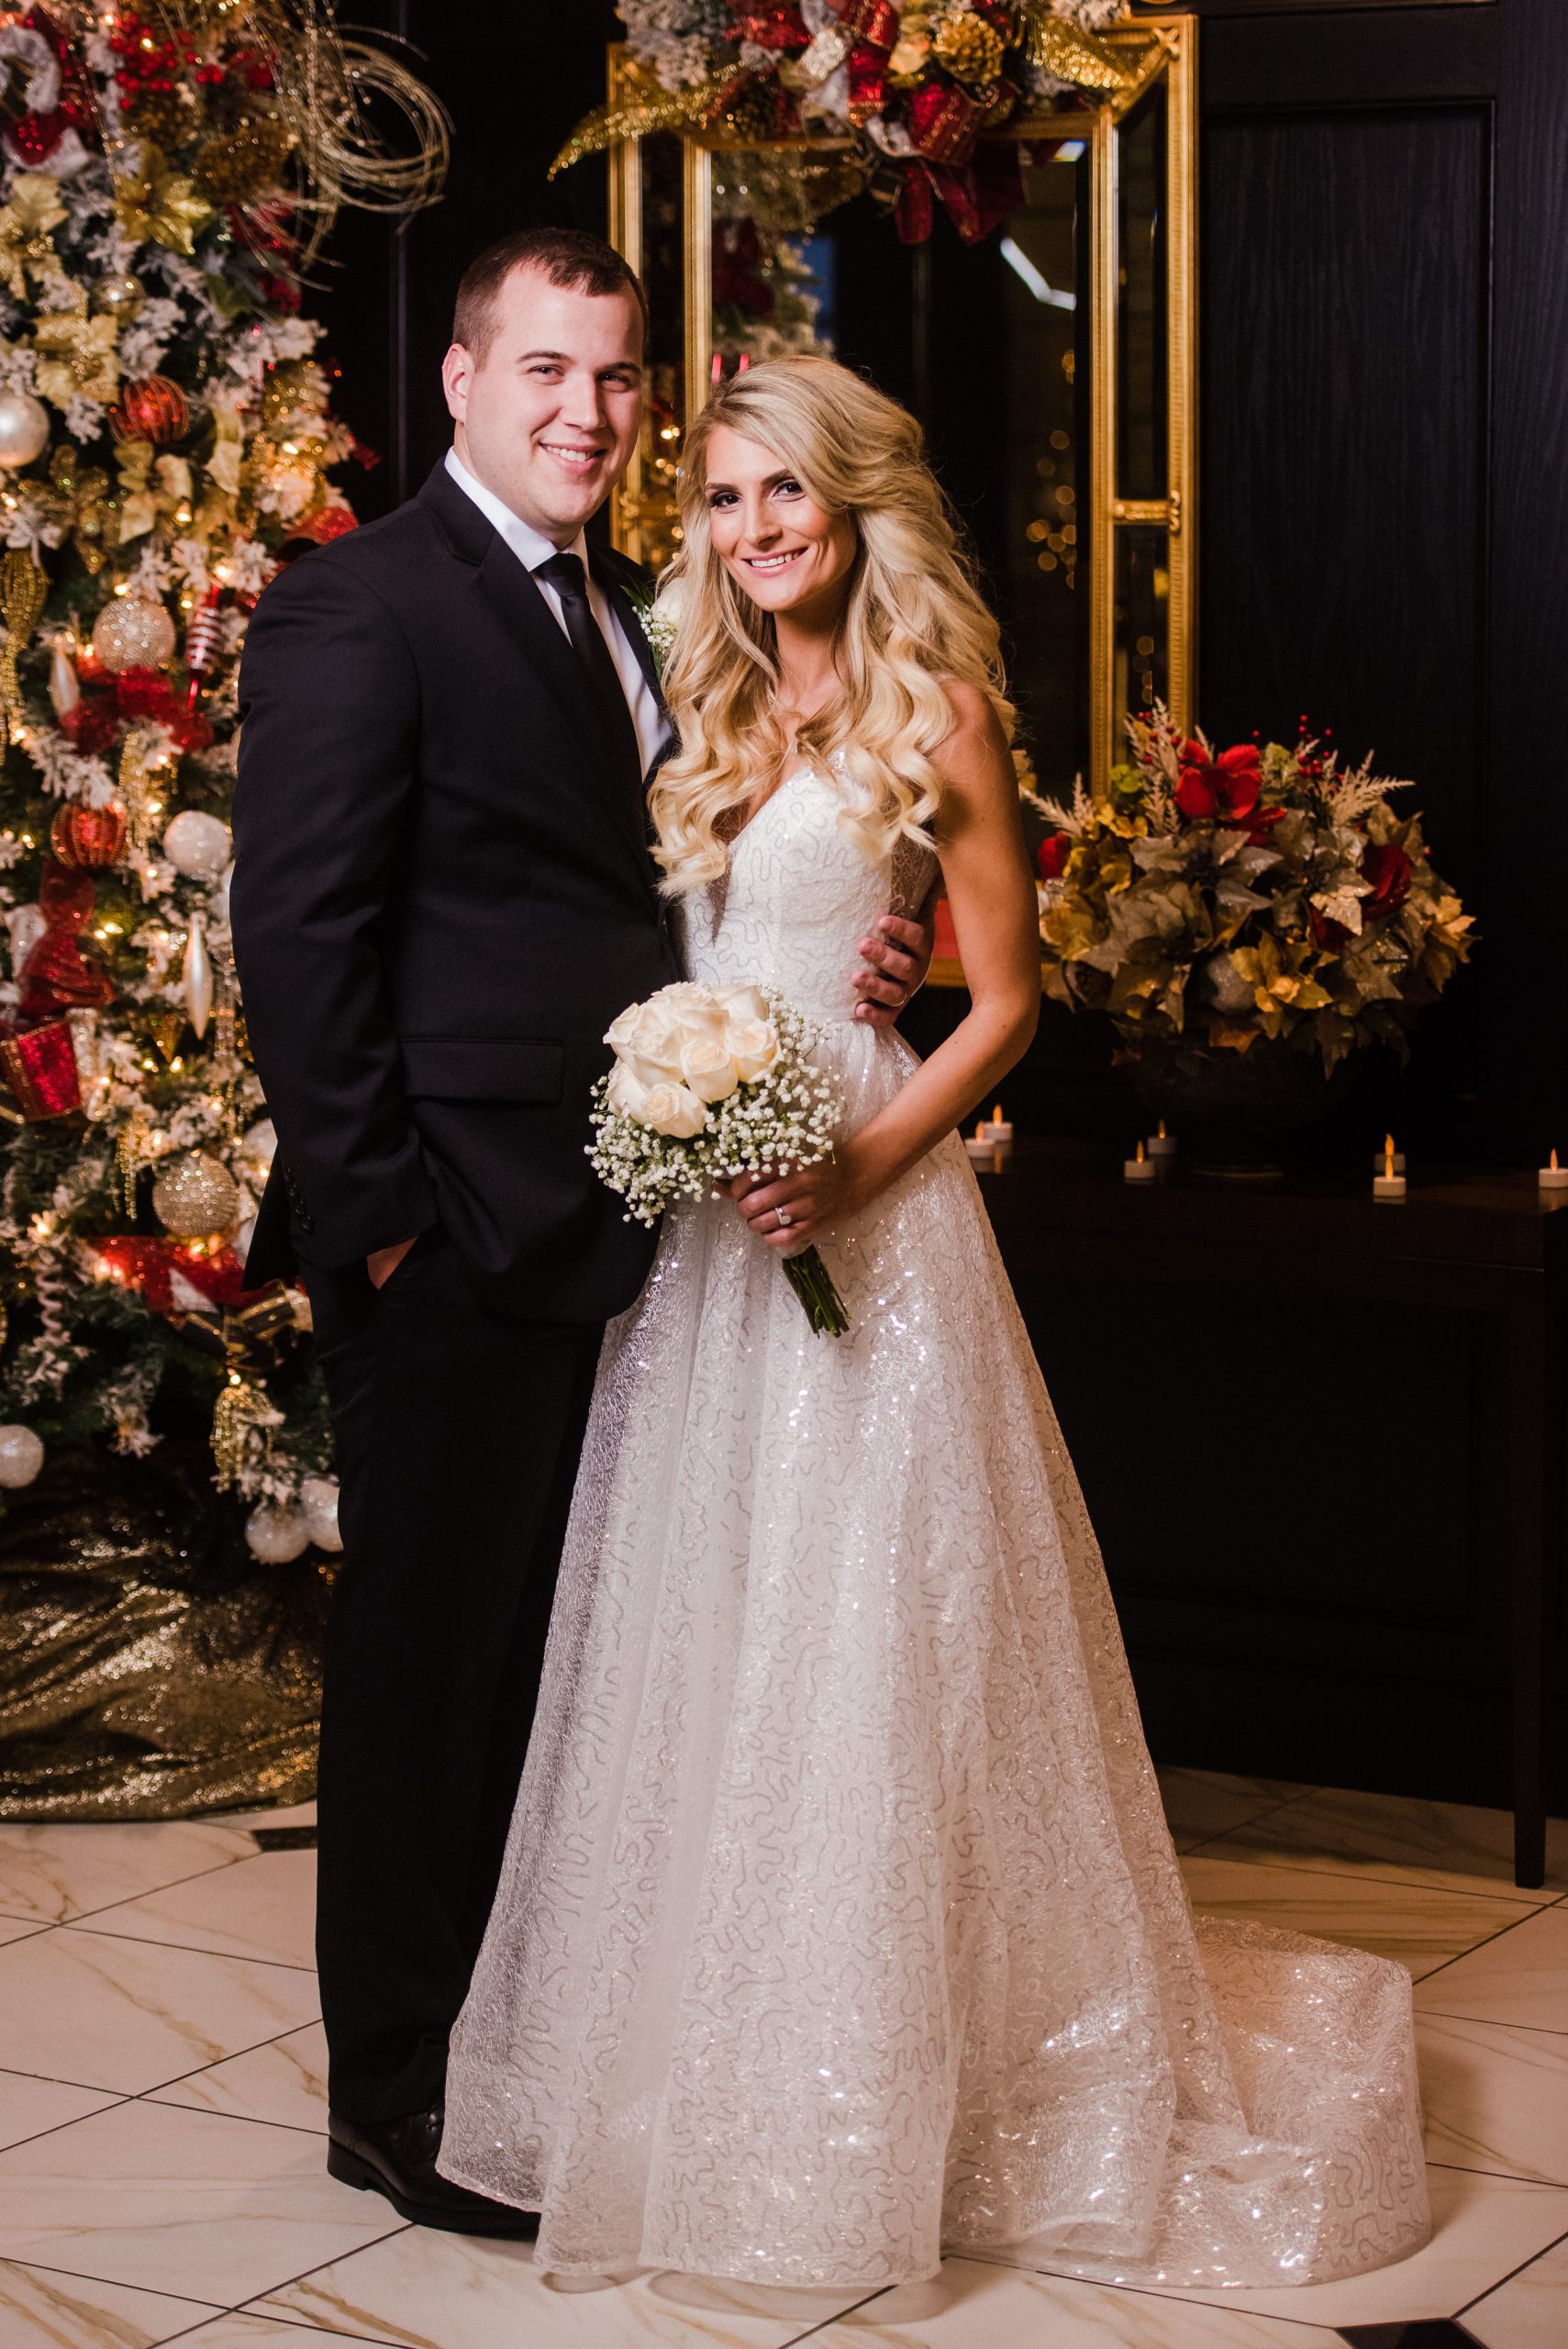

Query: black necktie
left=533, top=551, right=644, bottom=789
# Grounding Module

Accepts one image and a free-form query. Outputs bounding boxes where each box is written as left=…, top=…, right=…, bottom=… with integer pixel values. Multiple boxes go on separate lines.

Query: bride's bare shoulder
left=933, top=677, right=1012, bottom=796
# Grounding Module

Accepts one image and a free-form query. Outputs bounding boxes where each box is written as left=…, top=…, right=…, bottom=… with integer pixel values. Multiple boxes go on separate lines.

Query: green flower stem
left=783, top=1245, right=851, bottom=1337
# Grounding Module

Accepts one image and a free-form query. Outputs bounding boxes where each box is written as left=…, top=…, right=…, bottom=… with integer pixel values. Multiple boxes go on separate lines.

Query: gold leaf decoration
left=550, top=70, right=740, bottom=178
left=1020, top=6, right=1135, bottom=91
left=113, top=144, right=216, bottom=257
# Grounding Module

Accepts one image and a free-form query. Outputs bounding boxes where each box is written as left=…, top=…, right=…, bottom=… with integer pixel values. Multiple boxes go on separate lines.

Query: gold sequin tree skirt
left=0, top=1442, right=325, bottom=1820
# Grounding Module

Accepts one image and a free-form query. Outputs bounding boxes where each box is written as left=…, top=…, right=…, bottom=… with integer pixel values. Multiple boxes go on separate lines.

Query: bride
left=438, top=356, right=1430, bottom=2292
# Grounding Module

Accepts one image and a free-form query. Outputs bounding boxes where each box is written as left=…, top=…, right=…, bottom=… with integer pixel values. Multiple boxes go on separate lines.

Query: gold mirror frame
left=606, top=14, right=1196, bottom=790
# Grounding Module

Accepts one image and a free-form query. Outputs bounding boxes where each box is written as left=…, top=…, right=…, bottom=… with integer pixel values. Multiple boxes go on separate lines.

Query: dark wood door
left=1192, top=0, right=1567, bottom=1162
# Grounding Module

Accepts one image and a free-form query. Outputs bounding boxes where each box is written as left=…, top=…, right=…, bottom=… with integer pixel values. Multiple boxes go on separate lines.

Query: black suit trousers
left=302, top=1224, right=603, bottom=2124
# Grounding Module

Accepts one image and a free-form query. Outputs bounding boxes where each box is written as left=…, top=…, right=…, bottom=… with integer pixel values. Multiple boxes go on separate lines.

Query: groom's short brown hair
left=453, top=228, right=649, bottom=361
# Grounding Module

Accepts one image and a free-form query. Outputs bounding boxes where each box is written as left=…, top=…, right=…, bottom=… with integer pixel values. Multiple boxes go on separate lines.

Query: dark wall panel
left=1199, top=106, right=1489, bottom=871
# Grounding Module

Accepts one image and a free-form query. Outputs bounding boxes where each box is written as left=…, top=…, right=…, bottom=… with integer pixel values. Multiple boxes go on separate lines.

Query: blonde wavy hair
left=649, top=356, right=1014, bottom=897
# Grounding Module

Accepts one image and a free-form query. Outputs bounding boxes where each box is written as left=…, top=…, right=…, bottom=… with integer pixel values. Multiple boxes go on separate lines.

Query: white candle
left=1146, top=1119, right=1177, bottom=1160
left=1540, top=1150, right=1568, bottom=1192
left=1371, top=1149, right=1407, bottom=1174
left=1124, top=1140, right=1157, bottom=1185
left=975, top=1101, right=1014, bottom=1146
left=1373, top=1133, right=1407, bottom=1201
left=965, top=1132, right=1000, bottom=1170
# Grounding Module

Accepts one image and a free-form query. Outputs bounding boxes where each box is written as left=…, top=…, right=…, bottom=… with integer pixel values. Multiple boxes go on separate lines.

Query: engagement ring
left=776, top=1208, right=791, bottom=1229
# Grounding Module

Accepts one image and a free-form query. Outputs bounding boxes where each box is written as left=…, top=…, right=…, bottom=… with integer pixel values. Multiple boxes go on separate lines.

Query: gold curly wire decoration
left=57, top=1, right=450, bottom=265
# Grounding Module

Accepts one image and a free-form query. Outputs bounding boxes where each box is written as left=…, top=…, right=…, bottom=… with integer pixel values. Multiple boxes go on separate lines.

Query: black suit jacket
left=229, top=459, right=680, bottom=1323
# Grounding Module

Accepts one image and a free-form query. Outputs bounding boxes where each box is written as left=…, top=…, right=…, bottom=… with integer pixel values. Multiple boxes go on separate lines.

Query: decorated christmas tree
left=0, top=5, right=444, bottom=1566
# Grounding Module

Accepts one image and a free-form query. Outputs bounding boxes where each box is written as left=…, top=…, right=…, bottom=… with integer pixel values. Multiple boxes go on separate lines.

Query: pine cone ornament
left=932, top=7, right=1007, bottom=88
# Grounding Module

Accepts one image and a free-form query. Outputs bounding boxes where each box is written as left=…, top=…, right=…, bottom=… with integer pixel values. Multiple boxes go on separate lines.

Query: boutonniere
left=628, top=570, right=684, bottom=683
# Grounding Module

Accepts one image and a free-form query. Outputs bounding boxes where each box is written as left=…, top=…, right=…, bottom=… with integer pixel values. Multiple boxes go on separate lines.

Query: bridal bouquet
left=588, top=982, right=851, bottom=1336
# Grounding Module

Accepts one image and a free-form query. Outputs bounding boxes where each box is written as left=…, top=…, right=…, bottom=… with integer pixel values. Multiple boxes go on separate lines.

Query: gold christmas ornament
left=116, top=1110, right=155, bottom=1217
left=931, top=7, right=1006, bottom=88
left=92, top=273, right=145, bottom=324
left=152, top=1150, right=241, bottom=1239
left=149, top=1009, right=184, bottom=1064
left=93, top=594, right=177, bottom=674
left=0, top=550, right=47, bottom=744
left=194, top=116, right=295, bottom=204
left=0, top=389, right=50, bottom=469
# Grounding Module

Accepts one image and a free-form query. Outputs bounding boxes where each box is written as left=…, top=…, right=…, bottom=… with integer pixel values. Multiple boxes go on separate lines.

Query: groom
left=230, top=228, right=930, bottom=2236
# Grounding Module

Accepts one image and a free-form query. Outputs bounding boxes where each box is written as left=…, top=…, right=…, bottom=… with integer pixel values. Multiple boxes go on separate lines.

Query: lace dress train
left=439, top=763, right=1430, bottom=2291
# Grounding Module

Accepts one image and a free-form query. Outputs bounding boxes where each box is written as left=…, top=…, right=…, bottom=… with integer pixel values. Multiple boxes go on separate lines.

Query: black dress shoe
left=327, top=2105, right=538, bottom=2238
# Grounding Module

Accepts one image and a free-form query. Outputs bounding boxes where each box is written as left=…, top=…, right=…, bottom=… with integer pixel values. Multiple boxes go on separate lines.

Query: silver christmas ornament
left=162, top=808, right=230, bottom=881
left=0, top=1425, right=44, bottom=1488
left=182, top=910, right=213, bottom=1037
left=0, top=391, right=50, bottom=470
left=239, top=1117, right=277, bottom=1184
left=48, top=642, right=79, bottom=721
left=151, top=1150, right=241, bottom=1238
left=92, top=595, right=177, bottom=674
left=245, top=1502, right=311, bottom=1564
left=299, top=1474, right=343, bottom=1553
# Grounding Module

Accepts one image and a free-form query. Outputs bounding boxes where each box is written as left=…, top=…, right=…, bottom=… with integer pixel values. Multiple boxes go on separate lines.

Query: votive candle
left=1146, top=1119, right=1177, bottom=1161
left=1540, top=1149, right=1568, bottom=1192
left=1373, top=1133, right=1407, bottom=1202
left=1124, top=1139, right=1157, bottom=1185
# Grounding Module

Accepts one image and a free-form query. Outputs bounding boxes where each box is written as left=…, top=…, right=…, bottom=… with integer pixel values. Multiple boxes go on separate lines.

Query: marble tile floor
left=0, top=1775, right=1562, bottom=2348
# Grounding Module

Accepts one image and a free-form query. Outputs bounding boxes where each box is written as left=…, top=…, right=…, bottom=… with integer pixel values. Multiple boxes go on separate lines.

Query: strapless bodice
left=681, top=762, right=934, bottom=1027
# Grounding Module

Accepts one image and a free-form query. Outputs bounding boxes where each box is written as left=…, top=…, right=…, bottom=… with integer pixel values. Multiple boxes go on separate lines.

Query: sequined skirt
left=440, top=1026, right=1430, bottom=2291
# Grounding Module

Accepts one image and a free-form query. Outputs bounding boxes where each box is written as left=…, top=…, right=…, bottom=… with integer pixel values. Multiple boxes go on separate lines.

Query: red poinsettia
left=1037, top=833, right=1071, bottom=881
left=1174, top=739, right=1262, bottom=822
left=1360, top=841, right=1412, bottom=918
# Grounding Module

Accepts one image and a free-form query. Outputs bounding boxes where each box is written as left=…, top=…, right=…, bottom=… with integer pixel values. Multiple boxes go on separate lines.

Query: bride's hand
left=728, top=1152, right=864, bottom=1252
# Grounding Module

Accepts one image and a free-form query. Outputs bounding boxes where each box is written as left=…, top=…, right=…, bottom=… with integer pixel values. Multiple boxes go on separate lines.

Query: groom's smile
left=442, top=263, right=645, bottom=547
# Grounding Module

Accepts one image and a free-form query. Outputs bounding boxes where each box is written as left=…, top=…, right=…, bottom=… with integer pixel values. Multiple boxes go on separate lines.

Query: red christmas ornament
left=0, top=1017, right=83, bottom=1120
left=109, top=374, right=189, bottom=447
left=18, top=862, right=116, bottom=1024
left=50, top=800, right=127, bottom=870
left=293, top=504, right=356, bottom=546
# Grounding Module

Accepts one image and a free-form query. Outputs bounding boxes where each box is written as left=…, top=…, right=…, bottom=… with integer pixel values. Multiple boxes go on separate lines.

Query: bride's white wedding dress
left=439, top=759, right=1430, bottom=2290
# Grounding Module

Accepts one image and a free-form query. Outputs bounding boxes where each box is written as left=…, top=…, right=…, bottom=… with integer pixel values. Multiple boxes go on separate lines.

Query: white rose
left=604, top=1002, right=647, bottom=1054
left=611, top=1002, right=688, bottom=1076
left=680, top=1035, right=740, bottom=1102
left=713, top=983, right=771, bottom=1024
left=606, top=1058, right=651, bottom=1119
left=639, top=1081, right=709, bottom=1139
left=727, top=1019, right=779, bottom=1081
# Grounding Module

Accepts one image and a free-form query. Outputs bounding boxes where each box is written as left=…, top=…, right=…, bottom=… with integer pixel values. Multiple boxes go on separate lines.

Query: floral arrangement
left=1035, top=704, right=1474, bottom=1073
left=558, top=2, right=1133, bottom=244
left=0, top=5, right=445, bottom=1544
left=590, top=979, right=851, bottom=1333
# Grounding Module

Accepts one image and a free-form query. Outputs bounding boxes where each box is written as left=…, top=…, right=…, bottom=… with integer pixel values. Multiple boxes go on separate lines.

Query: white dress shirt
left=444, top=447, right=667, bottom=777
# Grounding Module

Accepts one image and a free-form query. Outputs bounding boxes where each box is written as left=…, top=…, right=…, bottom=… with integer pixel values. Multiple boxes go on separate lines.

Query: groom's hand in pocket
left=849, top=907, right=935, bottom=1027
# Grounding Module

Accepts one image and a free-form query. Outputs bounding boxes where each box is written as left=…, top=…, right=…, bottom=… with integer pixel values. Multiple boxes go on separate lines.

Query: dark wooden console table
left=976, top=1140, right=1565, bottom=1887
